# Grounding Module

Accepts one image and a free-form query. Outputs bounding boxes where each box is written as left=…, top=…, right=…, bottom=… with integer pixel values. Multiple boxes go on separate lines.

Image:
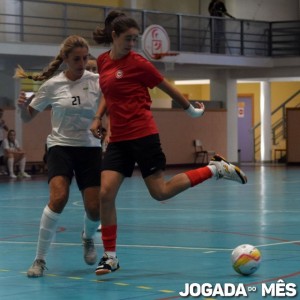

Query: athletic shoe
left=18, top=172, right=31, bottom=178
left=95, top=253, right=120, bottom=275
left=27, top=259, right=46, bottom=277
left=209, top=154, right=247, bottom=184
left=82, top=232, right=97, bottom=265
left=9, top=174, right=17, bottom=179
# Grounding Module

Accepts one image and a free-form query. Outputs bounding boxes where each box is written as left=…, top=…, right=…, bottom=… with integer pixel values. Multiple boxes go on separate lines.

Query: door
left=286, top=108, right=300, bottom=163
left=238, top=96, right=254, bottom=162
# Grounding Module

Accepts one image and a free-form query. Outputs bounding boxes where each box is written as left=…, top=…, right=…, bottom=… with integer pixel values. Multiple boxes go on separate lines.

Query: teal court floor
left=0, top=164, right=300, bottom=300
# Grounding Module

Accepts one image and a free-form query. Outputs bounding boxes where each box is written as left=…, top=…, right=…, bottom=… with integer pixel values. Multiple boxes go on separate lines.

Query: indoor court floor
left=0, top=164, right=300, bottom=300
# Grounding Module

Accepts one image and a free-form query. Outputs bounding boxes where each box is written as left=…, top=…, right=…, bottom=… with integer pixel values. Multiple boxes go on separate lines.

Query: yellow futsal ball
left=231, top=244, right=261, bottom=275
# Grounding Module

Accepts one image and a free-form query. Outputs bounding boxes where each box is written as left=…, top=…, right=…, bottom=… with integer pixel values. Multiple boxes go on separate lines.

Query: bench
left=274, top=149, right=286, bottom=163
left=26, top=161, right=47, bottom=174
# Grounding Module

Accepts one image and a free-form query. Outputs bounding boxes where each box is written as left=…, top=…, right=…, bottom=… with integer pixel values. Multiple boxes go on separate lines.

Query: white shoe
left=9, top=174, right=17, bottom=179
left=82, top=232, right=97, bottom=265
left=19, top=172, right=31, bottom=178
left=209, top=154, right=247, bottom=184
left=95, top=253, right=120, bottom=275
left=27, top=259, right=47, bottom=277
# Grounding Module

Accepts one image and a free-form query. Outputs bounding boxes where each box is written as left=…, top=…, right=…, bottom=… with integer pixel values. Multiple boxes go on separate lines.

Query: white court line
left=255, top=241, right=300, bottom=248
left=2, top=203, right=300, bottom=214
left=72, top=201, right=300, bottom=213
left=1, top=240, right=300, bottom=252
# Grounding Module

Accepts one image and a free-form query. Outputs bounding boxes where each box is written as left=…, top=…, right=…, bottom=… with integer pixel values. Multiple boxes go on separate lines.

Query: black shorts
left=102, top=134, right=166, bottom=178
left=47, top=146, right=102, bottom=190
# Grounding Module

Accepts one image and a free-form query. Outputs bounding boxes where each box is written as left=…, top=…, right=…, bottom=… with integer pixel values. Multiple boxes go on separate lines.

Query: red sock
left=101, top=224, right=117, bottom=252
left=185, top=166, right=213, bottom=187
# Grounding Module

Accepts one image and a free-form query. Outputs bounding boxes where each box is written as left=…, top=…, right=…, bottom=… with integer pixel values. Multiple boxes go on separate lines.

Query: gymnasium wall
left=237, top=82, right=300, bottom=128
left=38, top=0, right=300, bottom=21
left=172, top=81, right=300, bottom=135
left=38, top=0, right=201, bottom=15
left=3, top=109, right=226, bottom=165
left=38, top=0, right=121, bottom=7
left=152, top=81, right=300, bottom=131
left=4, top=109, right=52, bottom=162
left=153, top=109, right=227, bottom=165
left=5, top=80, right=299, bottom=164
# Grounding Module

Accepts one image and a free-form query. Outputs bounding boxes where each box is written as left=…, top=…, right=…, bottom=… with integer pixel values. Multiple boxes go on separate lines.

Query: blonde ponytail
left=14, top=35, right=89, bottom=82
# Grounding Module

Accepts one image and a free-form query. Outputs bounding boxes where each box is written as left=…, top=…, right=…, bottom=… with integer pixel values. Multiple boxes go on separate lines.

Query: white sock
left=7, top=157, right=15, bottom=175
left=19, top=156, right=26, bottom=173
left=82, top=213, right=99, bottom=239
left=207, top=165, right=217, bottom=177
left=35, top=205, right=60, bottom=261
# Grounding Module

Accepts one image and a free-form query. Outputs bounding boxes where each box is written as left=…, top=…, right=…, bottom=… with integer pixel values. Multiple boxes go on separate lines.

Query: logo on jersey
left=115, top=70, right=123, bottom=79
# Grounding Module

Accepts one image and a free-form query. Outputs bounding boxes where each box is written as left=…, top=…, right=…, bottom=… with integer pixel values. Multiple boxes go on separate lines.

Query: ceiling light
left=174, top=79, right=210, bottom=85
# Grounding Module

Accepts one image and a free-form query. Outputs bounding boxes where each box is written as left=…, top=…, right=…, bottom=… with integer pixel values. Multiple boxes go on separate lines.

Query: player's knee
left=86, top=197, right=100, bottom=218
left=49, top=194, right=68, bottom=213
left=86, top=209, right=100, bottom=221
left=150, top=190, right=168, bottom=201
left=100, top=184, right=116, bottom=202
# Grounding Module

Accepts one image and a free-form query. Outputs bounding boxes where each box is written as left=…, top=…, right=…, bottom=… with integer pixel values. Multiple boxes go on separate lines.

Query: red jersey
left=97, top=51, right=163, bottom=142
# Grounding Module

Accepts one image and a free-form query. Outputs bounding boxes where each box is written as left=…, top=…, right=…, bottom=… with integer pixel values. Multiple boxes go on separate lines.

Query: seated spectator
left=0, top=108, right=9, bottom=175
left=2, top=129, right=31, bottom=179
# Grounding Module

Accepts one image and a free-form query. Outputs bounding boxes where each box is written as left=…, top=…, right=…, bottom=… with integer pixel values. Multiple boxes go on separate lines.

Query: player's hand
left=17, top=91, right=33, bottom=108
left=90, top=119, right=102, bottom=139
left=195, top=102, right=205, bottom=112
left=103, top=134, right=110, bottom=146
left=185, top=102, right=205, bottom=118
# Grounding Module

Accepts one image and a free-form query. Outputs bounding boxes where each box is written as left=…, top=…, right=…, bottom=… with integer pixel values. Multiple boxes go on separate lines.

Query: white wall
left=228, top=0, right=299, bottom=21
left=122, top=0, right=201, bottom=14
left=31, top=0, right=300, bottom=21
left=123, top=0, right=300, bottom=20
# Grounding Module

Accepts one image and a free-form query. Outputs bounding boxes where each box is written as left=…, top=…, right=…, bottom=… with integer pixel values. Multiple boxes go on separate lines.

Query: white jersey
left=30, top=71, right=101, bottom=148
left=2, top=138, right=20, bottom=151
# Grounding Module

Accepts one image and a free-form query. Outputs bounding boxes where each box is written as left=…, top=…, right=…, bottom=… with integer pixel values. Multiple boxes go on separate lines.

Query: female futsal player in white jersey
left=90, top=11, right=247, bottom=275
left=15, top=35, right=102, bottom=277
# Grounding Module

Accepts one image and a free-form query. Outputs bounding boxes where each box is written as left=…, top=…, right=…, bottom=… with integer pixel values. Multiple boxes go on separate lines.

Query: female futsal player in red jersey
left=91, top=10, right=247, bottom=275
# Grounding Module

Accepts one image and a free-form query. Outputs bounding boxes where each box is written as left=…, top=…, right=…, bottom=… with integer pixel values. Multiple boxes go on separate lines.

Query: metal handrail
left=253, top=90, right=300, bottom=131
left=0, top=0, right=300, bottom=57
left=253, top=90, right=300, bottom=156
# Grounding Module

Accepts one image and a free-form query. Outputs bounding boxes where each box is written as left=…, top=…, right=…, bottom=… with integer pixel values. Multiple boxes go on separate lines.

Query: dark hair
left=7, top=129, right=16, bottom=147
left=93, top=10, right=140, bottom=45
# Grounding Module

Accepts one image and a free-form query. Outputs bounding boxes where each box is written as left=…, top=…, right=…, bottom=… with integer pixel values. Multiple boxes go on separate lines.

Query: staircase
left=253, top=90, right=300, bottom=161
